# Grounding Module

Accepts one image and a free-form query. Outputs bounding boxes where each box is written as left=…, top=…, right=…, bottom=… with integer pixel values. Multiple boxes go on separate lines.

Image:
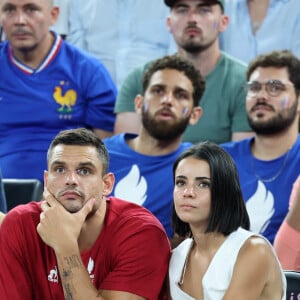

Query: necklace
left=251, top=148, right=292, bottom=183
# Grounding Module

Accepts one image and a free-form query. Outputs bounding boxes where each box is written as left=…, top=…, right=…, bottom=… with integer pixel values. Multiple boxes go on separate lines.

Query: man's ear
left=50, top=6, right=60, bottom=26
left=43, top=170, right=48, bottom=187
left=134, top=94, right=144, bottom=114
left=189, top=106, right=203, bottom=125
left=102, top=173, right=115, bottom=196
left=297, top=93, right=300, bottom=112
left=218, top=15, right=229, bottom=33
left=166, top=16, right=172, bottom=33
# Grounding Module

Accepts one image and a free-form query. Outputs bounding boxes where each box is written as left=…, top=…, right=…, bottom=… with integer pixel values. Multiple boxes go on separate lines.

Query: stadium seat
left=284, top=270, right=300, bottom=300
left=3, top=179, right=43, bottom=211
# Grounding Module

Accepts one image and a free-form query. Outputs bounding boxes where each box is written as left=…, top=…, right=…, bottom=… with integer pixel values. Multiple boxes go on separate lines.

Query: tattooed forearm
left=64, top=282, right=74, bottom=300
left=58, top=253, right=98, bottom=300
left=64, top=254, right=83, bottom=269
left=63, top=269, right=72, bottom=278
left=61, top=255, right=83, bottom=300
left=62, top=268, right=75, bottom=300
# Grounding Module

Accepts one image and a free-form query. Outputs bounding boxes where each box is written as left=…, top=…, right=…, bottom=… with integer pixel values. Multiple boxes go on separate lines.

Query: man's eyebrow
left=2, top=3, right=40, bottom=10
left=51, top=160, right=65, bottom=166
left=150, top=83, right=166, bottom=89
left=174, top=3, right=189, bottom=8
left=77, top=162, right=95, bottom=168
left=23, top=3, right=41, bottom=10
left=174, top=86, right=190, bottom=93
left=2, top=3, right=15, bottom=10
left=50, top=161, right=95, bottom=168
left=150, top=84, right=191, bottom=94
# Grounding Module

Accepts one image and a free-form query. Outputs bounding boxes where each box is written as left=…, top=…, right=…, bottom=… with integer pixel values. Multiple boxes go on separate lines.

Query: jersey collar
left=9, top=31, right=62, bottom=74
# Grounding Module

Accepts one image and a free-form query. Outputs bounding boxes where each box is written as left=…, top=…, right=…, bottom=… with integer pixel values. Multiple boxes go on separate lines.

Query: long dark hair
left=172, top=142, right=250, bottom=237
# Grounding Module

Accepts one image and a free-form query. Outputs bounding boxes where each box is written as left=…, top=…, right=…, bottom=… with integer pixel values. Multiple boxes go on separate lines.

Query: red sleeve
left=0, top=209, right=34, bottom=300
left=100, top=218, right=171, bottom=300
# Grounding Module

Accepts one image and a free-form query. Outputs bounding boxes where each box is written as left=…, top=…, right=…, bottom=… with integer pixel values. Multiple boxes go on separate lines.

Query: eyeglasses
left=244, top=80, right=294, bottom=97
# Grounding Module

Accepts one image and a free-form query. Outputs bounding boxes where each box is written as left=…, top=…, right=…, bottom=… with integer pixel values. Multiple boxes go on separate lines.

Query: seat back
left=0, top=169, right=7, bottom=212
left=3, top=179, right=43, bottom=211
left=285, top=271, right=300, bottom=300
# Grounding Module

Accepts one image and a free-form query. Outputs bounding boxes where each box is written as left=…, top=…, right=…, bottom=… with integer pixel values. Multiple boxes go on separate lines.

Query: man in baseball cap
left=113, top=0, right=252, bottom=146
left=159, top=0, right=252, bottom=145
left=164, top=0, right=224, bottom=10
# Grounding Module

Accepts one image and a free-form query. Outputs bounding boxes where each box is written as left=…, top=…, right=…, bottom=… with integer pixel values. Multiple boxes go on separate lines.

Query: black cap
left=164, top=0, right=224, bottom=10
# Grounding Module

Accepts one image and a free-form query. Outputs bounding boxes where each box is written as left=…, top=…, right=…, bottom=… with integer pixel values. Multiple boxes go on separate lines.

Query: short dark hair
left=172, top=141, right=250, bottom=237
left=142, top=55, right=205, bottom=107
left=47, top=128, right=109, bottom=175
left=247, top=50, right=300, bottom=96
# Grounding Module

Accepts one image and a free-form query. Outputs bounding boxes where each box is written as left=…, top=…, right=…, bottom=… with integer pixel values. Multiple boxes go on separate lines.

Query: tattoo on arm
left=64, top=254, right=83, bottom=269
left=64, top=283, right=74, bottom=300
left=61, top=255, right=83, bottom=300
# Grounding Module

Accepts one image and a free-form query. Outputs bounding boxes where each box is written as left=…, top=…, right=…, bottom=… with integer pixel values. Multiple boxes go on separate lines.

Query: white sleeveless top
left=169, top=227, right=286, bottom=300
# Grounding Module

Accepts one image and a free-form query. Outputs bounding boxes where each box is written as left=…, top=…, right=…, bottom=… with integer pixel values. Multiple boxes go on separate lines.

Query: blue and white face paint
left=280, top=96, right=289, bottom=108
left=182, top=107, right=190, bottom=117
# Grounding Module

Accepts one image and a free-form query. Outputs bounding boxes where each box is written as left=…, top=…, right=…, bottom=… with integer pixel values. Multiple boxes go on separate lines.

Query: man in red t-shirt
left=0, top=128, right=170, bottom=300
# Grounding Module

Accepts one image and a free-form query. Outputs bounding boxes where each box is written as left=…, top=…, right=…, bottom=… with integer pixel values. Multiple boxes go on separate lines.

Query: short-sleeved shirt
left=0, top=197, right=171, bottom=300
left=222, top=135, right=300, bottom=244
left=104, top=133, right=192, bottom=237
left=0, top=32, right=117, bottom=182
left=114, top=52, right=251, bottom=144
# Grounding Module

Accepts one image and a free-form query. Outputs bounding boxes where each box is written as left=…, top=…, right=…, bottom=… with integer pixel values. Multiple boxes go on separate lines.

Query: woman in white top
left=169, top=142, right=286, bottom=300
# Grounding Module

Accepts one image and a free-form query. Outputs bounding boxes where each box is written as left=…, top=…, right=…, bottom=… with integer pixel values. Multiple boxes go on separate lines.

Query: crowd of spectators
left=0, top=1, right=299, bottom=295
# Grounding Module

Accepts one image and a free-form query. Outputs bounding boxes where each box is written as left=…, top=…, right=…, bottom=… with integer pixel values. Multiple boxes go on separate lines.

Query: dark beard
left=182, top=41, right=213, bottom=53
left=248, top=99, right=298, bottom=135
left=179, top=35, right=217, bottom=54
left=142, top=110, right=190, bottom=141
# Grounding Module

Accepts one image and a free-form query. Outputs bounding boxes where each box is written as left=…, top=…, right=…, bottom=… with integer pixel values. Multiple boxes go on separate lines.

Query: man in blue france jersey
left=104, top=55, right=205, bottom=239
left=0, top=0, right=117, bottom=184
left=221, top=50, right=300, bottom=244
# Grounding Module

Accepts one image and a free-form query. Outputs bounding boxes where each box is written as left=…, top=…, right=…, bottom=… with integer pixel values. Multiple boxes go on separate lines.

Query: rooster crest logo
left=53, top=85, right=77, bottom=113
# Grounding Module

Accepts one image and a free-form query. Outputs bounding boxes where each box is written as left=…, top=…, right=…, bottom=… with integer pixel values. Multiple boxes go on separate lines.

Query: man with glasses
left=221, top=50, right=300, bottom=244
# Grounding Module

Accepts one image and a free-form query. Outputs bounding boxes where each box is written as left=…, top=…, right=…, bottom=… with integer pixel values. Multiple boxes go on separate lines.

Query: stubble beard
left=248, top=99, right=298, bottom=135
left=17, top=42, right=39, bottom=53
left=177, top=34, right=217, bottom=54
